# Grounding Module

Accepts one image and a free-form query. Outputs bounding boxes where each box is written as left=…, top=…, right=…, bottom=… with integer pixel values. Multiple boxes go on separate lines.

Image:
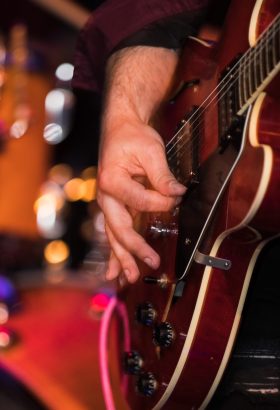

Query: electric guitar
left=118, top=0, right=280, bottom=408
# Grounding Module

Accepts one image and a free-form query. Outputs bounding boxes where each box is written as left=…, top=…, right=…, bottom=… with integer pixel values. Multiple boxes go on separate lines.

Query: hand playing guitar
left=97, top=46, right=186, bottom=283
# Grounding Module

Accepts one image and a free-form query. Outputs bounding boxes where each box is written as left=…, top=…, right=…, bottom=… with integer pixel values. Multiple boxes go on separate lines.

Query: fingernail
left=175, top=196, right=182, bottom=206
left=124, top=269, right=131, bottom=278
left=144, top=257, right=155, bottom=268
left=169, top=181, right=186, bottom=195
left=119, top=273, right=128, bottom=287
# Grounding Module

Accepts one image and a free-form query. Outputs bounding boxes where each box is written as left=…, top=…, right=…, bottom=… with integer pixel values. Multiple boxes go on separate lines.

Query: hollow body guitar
left=118, top=0, right=280, bottom=409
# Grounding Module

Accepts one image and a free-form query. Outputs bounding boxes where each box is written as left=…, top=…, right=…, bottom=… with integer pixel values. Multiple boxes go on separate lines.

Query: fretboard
left=237, top=13, right=280, bottom=114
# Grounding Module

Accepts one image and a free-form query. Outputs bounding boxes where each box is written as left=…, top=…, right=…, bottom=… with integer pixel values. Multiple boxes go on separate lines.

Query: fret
left=253, top=43, right=261, bottom=91
left=258, top=49, right=264, bottom=80
left=244, top=54, right=252, bottom=101
left=259, top=38, right=266, bottom=84
left=238, top=62, right=244, bottom=109
left=264, top=30, right=269, bottom=76
left=265, top=29, right=274, bottom=76
left=241, top=15, right=279, bottom=112
left=217, top=15, right=280, bottom=135
left=247, top=47, right=254, bottom=96
left=243, top=61, right=248, bottom=103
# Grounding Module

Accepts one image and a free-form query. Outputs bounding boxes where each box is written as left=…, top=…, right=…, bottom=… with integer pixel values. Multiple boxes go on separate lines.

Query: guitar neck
left=237, top=12, right=280, bottom=114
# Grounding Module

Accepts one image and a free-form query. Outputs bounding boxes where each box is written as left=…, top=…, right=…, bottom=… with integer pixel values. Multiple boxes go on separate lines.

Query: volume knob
left=153, top=322, right=175, bottom=347
left=123, top=351, right=143, bottom=375
left=136, top=302, right=157, bottom=326
left=136, top=372, right=158, bottom=397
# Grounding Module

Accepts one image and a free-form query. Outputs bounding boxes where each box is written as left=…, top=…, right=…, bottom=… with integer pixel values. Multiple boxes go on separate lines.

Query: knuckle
left=96, top=190, right=103, bottom=206
left=153, top=171, right=173, bottom=191
left=133, top=194, right=147, bottom=211
left=97, top=169, right=110, bottom=191
left=157, top=172, right=173, bottom=186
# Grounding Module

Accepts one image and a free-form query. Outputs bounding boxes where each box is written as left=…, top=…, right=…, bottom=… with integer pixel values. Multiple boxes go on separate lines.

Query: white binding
left=249, top=0, right=264, bottom=46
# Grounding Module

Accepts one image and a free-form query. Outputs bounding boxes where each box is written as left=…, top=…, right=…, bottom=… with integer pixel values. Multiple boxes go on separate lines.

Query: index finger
left=98, top=170, right=180, bottom=212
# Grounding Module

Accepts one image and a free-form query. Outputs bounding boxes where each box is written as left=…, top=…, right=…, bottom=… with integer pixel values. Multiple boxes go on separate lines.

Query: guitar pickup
left=194, top=250, right=231, bottom=270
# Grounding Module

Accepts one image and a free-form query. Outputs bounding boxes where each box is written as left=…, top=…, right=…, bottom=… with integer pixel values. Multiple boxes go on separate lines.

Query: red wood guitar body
left=117, top=0, right=280, bottom=409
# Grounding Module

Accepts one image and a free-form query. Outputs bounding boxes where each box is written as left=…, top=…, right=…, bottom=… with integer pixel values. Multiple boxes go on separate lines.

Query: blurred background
left=0, top=1, right=123, bottom=409
left=0, top=0, right=105, bottom=274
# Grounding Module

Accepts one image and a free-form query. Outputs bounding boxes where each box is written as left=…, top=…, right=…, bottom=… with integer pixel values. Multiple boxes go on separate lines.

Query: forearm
left=101, top=46, right=179, bottom=131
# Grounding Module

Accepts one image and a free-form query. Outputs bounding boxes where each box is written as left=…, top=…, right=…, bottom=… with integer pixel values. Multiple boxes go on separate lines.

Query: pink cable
left=99, top=295, right=130, bottom=410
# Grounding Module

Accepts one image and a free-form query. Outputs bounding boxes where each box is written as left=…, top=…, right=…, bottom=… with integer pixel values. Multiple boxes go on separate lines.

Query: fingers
left=105, top=226, right=141, bottom=283
left=99, top=170, right=180, bottom=212
left=148, top=166, right=186, bottom=197
left=97, top=122, right=186, bottom=284
left=104, top=196, right=160, bottom=266
left=98, top=130, right=186, bottom=213
left=101, top=195, right=160, bottom=282
left=105, top=250, right=121, bottom=281
left=143, top=144, right=186, bottom=197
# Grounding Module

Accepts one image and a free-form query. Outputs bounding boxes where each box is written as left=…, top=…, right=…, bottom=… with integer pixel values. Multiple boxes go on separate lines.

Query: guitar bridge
left=194, top=250, right=231, bottom=270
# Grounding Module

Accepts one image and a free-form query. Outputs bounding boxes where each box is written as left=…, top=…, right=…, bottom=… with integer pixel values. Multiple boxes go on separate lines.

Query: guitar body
left=118, top=0, right=280, bottom=409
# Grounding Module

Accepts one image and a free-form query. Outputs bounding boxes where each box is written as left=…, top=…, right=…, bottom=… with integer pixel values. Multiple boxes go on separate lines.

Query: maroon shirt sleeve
left=72, top=0, right=210, bottom=94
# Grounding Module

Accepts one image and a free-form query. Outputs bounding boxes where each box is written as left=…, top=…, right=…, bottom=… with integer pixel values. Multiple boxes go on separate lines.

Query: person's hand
left=97, top=118, right=186, bottom=283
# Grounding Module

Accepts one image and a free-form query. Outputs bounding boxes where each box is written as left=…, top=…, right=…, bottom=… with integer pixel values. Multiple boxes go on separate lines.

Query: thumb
left=145, top=150, right=186, bottom=196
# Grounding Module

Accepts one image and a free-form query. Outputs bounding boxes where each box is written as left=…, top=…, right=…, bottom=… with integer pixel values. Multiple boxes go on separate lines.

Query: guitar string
left=166, top=13, right=280, bottom=157
left=166, top=43, right=280, bottom=180
left=166, top=14, right=280, bottom=167
left=165, top=14, right=280, bottom=168
left=165, top=16, right=280, bottom=176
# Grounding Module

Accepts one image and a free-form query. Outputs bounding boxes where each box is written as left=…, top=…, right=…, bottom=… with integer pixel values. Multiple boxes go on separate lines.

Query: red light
left=90, top=293, right=110, bottom=314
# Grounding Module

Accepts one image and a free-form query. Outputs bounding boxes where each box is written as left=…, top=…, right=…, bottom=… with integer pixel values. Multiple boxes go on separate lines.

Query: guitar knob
left=136, top=372, right=158, bottom=397
left=123, top=351, right=143, bottom=375
left=136, top=302, right=157, bottom=326
left=153, top=322, right=175, bottom=347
